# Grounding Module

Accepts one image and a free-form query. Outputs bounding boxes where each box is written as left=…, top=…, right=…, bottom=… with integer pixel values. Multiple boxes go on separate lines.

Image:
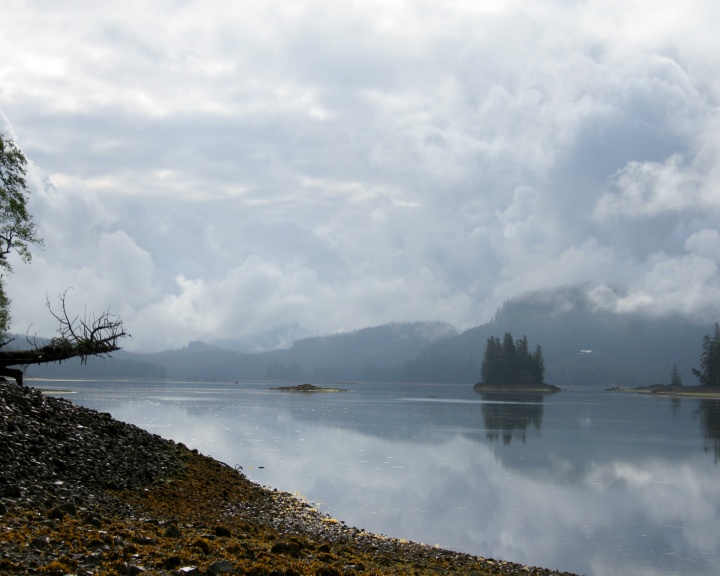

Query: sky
left=1, top=0, right=719, bottom=352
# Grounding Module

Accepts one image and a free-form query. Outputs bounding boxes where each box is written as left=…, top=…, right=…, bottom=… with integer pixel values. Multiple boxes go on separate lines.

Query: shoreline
left=269, top=383, right=348, bottom=393
left=0, top=380, right=577, bottom=575
left=609, top=385, right=720, bottom=399
left=473, top=382, right=562, bottom=394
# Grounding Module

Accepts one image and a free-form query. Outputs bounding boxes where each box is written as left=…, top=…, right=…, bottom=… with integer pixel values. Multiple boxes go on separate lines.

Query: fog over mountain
left=28, top=287, right=714, bottom=389
left=411, top=287, right=712, bottom=387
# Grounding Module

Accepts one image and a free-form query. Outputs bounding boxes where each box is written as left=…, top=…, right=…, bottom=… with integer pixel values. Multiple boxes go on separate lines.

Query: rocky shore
left=0, top=380, right=577, bottom=576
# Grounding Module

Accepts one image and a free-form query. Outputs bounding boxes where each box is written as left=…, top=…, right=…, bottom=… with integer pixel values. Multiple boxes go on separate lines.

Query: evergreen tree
left=515, top=335, right=531, bottom=382
left=532, top=345, right=545, bottom=384
left=500, top=332, right=517, bottom=382
left=480, top=332, right=545, bottom=384
left=481, top=336, right=501, bottom=383
left=692, top=323, right=720, bottom=387
left=670, top=364, right=683, bottom=387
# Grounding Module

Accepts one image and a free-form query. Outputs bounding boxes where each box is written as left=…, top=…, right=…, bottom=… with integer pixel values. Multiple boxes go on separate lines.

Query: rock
left=192, top=538, right=211, bottom=554
left=164, top=524, right=182, bottom=538
left=2, top=484, right=21, bottom=498
left=87, top=538, right=105, bottom=549
left=30, top=536, right=49, bottom=549
left=164, top=555, right=182, bottom=569
left=207, top=559, right=233, bottom=574
left=271, top=541, right=301, bottom=557
left=214, top=525, right=231, bottom=537
left=58, top=502, right=76, bottom=515
left=176, top=567, right=200, bottom=575
left=84, top=551, right=105, bottom=565
left=47, top=506, right=65, bottom=520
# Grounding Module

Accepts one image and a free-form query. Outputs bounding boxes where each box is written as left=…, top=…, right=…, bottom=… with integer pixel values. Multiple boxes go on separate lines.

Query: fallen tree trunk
left=0, top=292, right=127, bottom=385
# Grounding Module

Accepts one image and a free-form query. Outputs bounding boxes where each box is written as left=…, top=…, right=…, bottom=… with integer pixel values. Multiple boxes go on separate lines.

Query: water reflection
left=698, top=400, right=720, bottom=462
left=478, top=393, right=544, bottom=445
left=41, top=381, right=720, bottom=576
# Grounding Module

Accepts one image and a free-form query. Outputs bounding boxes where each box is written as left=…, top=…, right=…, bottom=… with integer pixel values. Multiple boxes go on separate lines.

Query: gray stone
left=30, top=536, right=49, bottom=549
left=207, top=559, right=233, bottom=574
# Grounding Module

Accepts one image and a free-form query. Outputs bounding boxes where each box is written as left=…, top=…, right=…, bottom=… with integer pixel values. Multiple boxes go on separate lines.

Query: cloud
left=594, top=154, right=714, bottom=220
left=1, top=0, right=719, bottom=350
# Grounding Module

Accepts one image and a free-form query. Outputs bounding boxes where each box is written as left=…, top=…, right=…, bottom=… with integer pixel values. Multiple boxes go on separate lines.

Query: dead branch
left=0, top=290, right=129, bottom=384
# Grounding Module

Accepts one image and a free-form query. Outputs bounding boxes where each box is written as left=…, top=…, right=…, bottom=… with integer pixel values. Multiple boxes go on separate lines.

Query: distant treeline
left=19, top=289, right=719, bottom=388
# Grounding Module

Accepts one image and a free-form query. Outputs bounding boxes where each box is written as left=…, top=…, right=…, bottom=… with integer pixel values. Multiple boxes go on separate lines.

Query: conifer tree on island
left=670, top=364, right=683, bottom=387
left=480, top=332, right=545, bottom=385
left=0, top=133, right=127, bottom=384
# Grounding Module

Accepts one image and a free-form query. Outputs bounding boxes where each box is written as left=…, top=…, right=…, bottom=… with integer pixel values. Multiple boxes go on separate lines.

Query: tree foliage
left=481, top=332, right=545, bottom=384
left=0, top=133, right=127, bottom=384
left=0, top=136, right=43, bottom=269
left=692, top=323, right=720, bottom=387
left=0, top=134, right=43, bottom=336
left=670, top=364, right=683, bottom=387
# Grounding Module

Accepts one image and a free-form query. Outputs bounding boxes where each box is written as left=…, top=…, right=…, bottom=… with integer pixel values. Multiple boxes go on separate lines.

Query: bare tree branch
left=0, top=290, right=129, bottom=384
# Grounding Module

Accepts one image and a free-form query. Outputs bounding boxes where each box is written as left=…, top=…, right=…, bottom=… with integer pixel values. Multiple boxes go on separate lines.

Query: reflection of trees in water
left=479, top=393, right=544, bottom=445
left=698, top=400, right=720, bottom=463
left=670, top=396, right=681, bottom=417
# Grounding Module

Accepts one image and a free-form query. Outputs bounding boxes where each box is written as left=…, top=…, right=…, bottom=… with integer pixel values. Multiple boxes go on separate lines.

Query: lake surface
left=38, top=379, right=720, bottom=576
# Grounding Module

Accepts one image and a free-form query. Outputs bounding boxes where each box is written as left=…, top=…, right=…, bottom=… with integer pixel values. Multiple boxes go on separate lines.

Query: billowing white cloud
left=594, top=154, right=715, bottom=220
left=1, top=0, right=719, bottom=350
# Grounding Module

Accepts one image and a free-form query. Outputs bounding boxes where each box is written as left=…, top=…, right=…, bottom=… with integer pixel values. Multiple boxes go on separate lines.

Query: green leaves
left=0, top=133, right=44, bottom=336
left=0, top=134, right=43, bottom=271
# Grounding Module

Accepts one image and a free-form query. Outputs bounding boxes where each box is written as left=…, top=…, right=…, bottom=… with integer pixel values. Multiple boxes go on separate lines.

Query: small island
left=473, top=332, right=560, bottom=394
left=610, top=323, right=720, bottom=399
left=270, top=383, right=348, bottom=393
left=473, top=382, right=561, bottom=393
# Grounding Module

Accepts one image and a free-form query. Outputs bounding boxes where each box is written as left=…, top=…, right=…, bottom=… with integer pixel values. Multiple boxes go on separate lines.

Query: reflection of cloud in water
left=58, top=383, right=720, bottom=576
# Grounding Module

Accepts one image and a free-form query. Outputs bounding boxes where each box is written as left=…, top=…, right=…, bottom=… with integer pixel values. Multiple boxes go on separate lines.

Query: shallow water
left=39, top=379, right=720, bottom=576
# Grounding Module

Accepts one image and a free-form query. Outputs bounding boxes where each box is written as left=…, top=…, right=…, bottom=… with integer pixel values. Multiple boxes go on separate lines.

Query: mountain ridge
left=22, top=288, right=715, bottom=388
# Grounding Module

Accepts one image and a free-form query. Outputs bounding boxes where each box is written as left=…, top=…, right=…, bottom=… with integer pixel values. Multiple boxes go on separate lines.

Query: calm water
left=38, top=379, right=720, bottom=576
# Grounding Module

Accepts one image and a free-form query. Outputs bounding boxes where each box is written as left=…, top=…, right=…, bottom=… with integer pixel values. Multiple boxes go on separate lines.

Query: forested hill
left=23, top=289, right=714, bottom=388
left=402, top=289, right=711, bottom=387
left=25, top=321, right=458, bottom=382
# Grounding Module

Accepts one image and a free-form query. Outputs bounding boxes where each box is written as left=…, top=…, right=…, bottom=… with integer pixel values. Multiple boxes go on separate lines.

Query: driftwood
left=0, top=291, right=127, bottom=385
